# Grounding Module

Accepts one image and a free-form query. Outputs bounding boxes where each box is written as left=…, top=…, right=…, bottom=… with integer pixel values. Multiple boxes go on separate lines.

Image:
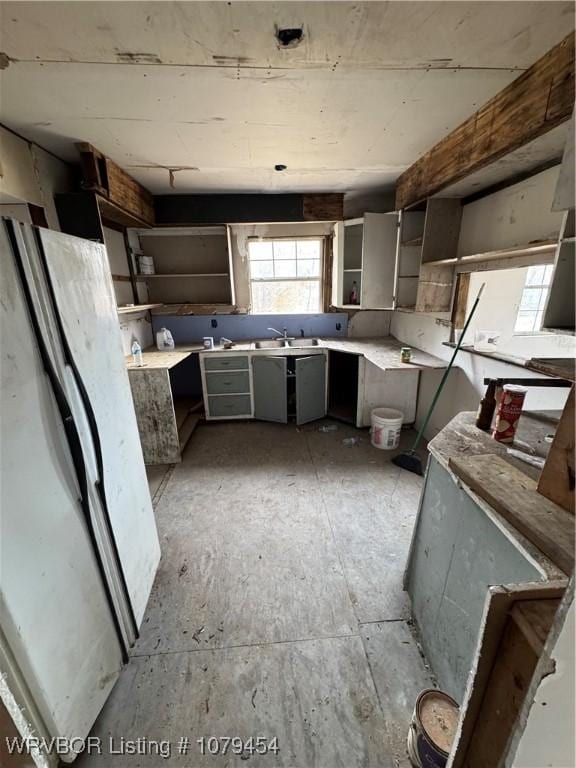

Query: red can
left=493, top=384, right=527, bottom=443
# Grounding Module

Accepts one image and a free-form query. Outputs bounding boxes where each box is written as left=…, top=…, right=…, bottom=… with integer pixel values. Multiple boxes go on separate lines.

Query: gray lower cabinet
left=252, top=353, right=327, bottom=425
left=252, top=356, right=288, bottom=423
left=295, top=354, right=327, bottom=425
left=207, top=394, right=252, bottom=418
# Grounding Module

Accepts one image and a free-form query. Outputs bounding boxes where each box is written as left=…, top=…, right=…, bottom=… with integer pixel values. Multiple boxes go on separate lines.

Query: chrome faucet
left=267, top=326, right=293, bottom=340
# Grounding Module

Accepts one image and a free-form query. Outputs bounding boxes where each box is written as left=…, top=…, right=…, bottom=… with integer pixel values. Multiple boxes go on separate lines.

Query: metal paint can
left=492, top=384, right=527, bottom=443
left=401, top=347, right=412, bottom=364
left=407, top=689, right=459, bottom=768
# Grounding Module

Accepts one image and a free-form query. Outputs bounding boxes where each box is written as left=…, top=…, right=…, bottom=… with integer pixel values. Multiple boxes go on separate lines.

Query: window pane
left=249, top=241, right=273, bottom=260
left=543, top=264, right=554, bottom=284
left=297, top=259, right=321, bottom=277
left=526, top=265, right=546, bottom=286
left=515, top=311, right=537, bottom=333
left=273, top=240, right=296, bottom=260
left=274, top=259, right=297, bottom=278
left=250, top=260, right=274, bottom=279
left=538, top=289, right=550, bottom=311
left=535, top=310, right=544, bottom=331
left=297, top=240, right=321, bottom=259
left=251, top=280, right=321, bottom=314
left=519, top=288, right=542, bottom=311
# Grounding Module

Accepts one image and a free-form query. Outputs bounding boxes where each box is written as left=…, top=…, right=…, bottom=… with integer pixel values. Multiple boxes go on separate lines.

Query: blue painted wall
left=152, top=313, right=348, bottom=344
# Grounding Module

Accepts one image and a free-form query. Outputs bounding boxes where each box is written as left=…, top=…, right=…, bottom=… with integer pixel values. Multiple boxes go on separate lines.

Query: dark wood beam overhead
left=395, top=32, right=575, bottom=210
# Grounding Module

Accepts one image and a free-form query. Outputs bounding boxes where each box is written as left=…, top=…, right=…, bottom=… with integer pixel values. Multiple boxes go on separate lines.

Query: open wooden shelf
left=428, top=239, right=557, bottom=266
left=141, top=273, right=230, bottom=279
left=151, top=303, right=238, bottom=316
left=117, top=303, right=163, bottom=315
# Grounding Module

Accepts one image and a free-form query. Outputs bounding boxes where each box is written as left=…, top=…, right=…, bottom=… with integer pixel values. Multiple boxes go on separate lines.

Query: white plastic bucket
left=371, top=407, right=404, bottom=450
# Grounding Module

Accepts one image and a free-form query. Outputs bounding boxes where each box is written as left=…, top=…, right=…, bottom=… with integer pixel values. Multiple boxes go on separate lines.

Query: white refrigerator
left=0, top=219, right=160, bottom=763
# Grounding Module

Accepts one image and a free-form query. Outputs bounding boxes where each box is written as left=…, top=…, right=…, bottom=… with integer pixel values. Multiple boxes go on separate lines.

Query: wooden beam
left=396, top=33, right=575, bottom=210
left=76, top=142, right=155, bottom=226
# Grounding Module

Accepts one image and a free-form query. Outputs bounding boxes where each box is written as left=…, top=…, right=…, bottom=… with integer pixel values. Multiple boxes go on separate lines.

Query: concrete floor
left=79, top=420, right=434, bottom=768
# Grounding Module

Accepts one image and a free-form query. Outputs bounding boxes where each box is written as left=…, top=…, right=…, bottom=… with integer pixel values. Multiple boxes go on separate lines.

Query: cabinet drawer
left=204, top=355, right=249, bottom=371
left=208, top=395, right=252, bottom=418
left=206, top=371, right=250, bottom=395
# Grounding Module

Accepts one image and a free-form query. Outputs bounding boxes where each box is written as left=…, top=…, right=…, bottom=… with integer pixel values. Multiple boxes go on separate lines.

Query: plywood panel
left=128, top=368, right=180, bottom=464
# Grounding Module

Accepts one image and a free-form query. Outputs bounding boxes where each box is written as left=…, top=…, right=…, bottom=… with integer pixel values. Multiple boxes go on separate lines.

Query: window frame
left=513, top=264, right=554, bottom=336
left=247, top=236, right=325, bottom=315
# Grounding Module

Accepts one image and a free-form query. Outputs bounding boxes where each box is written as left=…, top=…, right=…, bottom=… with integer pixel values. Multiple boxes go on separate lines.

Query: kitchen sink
left=253, top=340, right=287, bottom=349
left=287, top=338, right=319, bottom=347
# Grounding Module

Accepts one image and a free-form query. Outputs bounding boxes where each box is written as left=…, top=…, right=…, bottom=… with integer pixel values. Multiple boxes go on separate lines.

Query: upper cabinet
left=395, top=199, right=462, bottom=312
left=332, top=212, right=398, bottom=309
left=127, top=226, right=236, bottom=313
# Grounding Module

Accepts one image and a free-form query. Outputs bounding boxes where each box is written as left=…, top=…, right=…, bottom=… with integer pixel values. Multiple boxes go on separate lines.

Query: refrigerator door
left=32, top=226, right=161, bottom=627
left=0, top=221, right=123, bottom=743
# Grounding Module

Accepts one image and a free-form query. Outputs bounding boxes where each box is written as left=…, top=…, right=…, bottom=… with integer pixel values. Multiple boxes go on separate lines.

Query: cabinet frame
left=333, top=213, right=399, bottom=309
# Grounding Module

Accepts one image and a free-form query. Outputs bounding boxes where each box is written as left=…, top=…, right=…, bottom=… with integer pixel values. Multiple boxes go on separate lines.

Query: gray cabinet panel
left=206, top=371, right=250, bottom=395
left=208, top=395, right=251, bottom=418
left=296, top=354, right=326, bottom=425
left=252, top=356, right=287, bottom=423
left=204, top=355, right=249, bottom=371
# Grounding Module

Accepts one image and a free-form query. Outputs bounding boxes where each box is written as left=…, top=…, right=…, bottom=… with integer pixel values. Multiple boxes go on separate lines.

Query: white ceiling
left=0, top=2, right=573, bottom=195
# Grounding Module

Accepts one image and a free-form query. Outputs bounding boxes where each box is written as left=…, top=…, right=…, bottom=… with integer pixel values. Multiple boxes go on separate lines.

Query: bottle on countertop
left=476, top=379, right=497, bottom=431
left=131, top=340, right=143, bottom=367
left=349, top=281, right=359, bottom=305
left=156, top=327, right=175, bottom=351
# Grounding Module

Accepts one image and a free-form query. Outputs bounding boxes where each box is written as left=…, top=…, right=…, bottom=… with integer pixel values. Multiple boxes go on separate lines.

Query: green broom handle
left=410, top=283, right=485, bottom=452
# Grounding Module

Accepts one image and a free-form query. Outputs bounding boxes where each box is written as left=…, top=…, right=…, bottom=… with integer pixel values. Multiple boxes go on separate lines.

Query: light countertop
left=428, top=411, right=558, bottom=480
left=126, top=336, right=446, bottom=372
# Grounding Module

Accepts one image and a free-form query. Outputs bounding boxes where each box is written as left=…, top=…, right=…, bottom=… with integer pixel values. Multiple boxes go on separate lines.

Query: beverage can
left=493, top=384, right=527, bottom=443
left=401, top=347, right=412, bottom=364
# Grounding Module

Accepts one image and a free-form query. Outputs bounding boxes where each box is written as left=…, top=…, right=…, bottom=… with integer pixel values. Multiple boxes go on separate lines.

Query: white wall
left=119, top=314, right=154, bottom=356
left=512, top=597, right=575, bottom=768
left=0, top=126, right=73, bottom=229
left=466, top=268, right=576, bottom=358
left=457, top=167, right=563, bottom=256
left=390, top=310, right=570, bottom=440
left=348, top=310, right=391, bottom=337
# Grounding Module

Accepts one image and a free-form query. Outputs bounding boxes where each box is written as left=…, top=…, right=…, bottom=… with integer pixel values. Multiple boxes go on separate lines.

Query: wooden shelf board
left=117, top=303, right=163, bottom=315
left=426, top=240, right=558, bottom=267
left=343, top=268, right=362, bottom=273
left=402, top=237, right=423, bottom=247
left=151, top=303, right=238, bottom=316
left=141, top=273, right=230, bottom=279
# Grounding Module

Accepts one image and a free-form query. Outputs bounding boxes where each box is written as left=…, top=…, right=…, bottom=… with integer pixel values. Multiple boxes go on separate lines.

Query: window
left=248, top=238, right=323, bottom=314
left=514, top=264, right=554, bottom=333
